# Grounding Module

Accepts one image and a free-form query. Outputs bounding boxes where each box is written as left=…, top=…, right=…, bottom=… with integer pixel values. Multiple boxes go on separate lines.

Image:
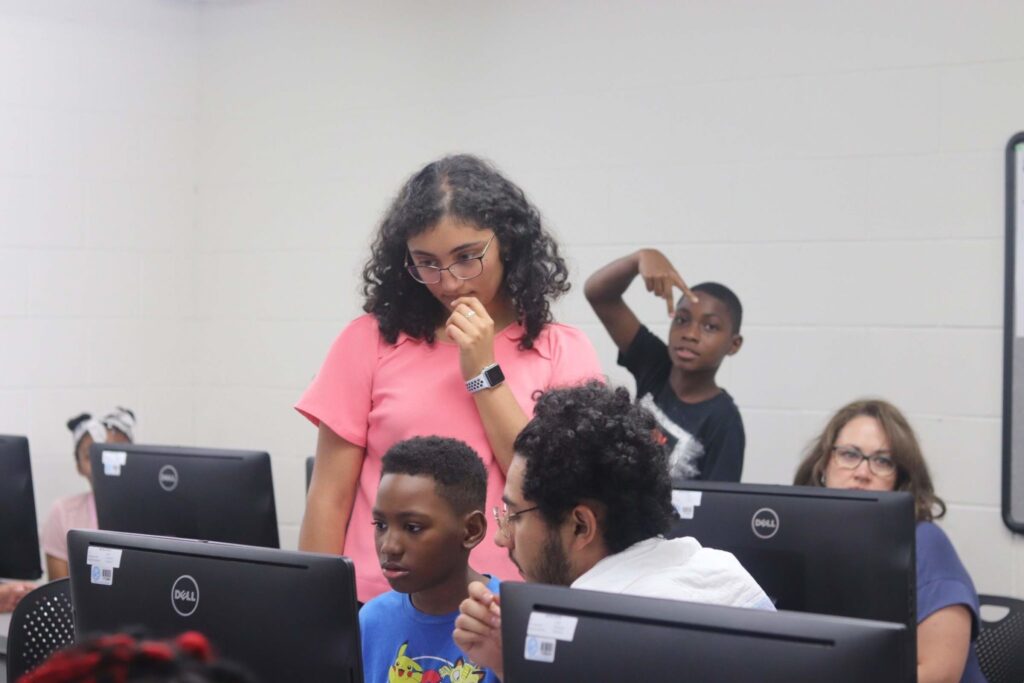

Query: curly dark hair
left=361, top=154, right=570, bottom=350
left=513, top=381, right=677, bottom=553
left=381, top=436, right=488, bottom=515
left=20, top=630, right=254, bottom=683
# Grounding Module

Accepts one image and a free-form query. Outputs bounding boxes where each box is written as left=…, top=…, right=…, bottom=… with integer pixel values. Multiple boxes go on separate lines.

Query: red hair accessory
left=175, top=631, right=214, bottom=662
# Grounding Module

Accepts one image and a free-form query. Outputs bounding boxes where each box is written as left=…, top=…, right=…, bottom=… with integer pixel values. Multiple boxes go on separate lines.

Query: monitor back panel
left=668, top=482, right=915, bottom=628
left=68, top=530, right=362, bottom=683
left=91, top=443, right=279, bottom=548
left=501, top=582, right=911, bottom=683
left=0, top=435, right=42, bottom=579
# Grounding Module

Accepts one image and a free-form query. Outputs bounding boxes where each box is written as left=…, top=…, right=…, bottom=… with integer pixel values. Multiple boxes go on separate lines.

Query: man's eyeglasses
left=493, top=503, right=539, bottom=538
left=405, top=234, right=496, bottom=285
left=831, top=445, right=897, bottom=477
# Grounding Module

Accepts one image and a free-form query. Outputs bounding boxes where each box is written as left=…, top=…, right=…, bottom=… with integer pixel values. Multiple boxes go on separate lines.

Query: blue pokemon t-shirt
left=359, top=576, right=501, bottom=683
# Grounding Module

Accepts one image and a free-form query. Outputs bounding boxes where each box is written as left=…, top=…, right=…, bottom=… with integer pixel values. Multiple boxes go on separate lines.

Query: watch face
left=484, top=364, right=505, bottom=385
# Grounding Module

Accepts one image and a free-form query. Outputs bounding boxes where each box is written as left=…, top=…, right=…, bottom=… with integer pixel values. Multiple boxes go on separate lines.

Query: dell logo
left=171, top=575, right=199, bottom=617
left=751, top=507, right=780, bottom=540
left=158, top=464, right=179, bottom=492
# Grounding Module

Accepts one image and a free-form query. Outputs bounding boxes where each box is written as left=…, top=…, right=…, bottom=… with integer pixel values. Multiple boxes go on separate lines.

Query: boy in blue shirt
left=585, top=248, right=746, bottom=482
left=360, top=436, right=500, bottom=683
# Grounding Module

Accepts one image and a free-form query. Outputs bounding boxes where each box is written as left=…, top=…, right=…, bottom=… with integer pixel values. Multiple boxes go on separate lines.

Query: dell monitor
left=501, top=582, right=912, bottom=682
left=90, top=443, right=279, bottom=548
left=0, top=435, right=42, bottom=579
left=668, top=482, right=916, bottom=629
left=68, top=530, right=363, bottom=683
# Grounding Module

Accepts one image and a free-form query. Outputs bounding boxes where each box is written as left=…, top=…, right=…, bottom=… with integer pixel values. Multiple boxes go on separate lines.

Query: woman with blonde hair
left=794, top=399, right=985, bottom=683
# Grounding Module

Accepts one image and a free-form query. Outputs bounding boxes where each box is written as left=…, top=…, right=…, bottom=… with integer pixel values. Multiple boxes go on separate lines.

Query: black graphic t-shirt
left=618, top=325, right=745, bottom=482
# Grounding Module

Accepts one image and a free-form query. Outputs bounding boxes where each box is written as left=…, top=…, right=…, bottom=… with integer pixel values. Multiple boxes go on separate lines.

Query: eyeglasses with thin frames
left=405, top=234, right=496, bottom=284
left=831, top=445, right=897, bottom=477
left=493, top=503, right=539, bottom=538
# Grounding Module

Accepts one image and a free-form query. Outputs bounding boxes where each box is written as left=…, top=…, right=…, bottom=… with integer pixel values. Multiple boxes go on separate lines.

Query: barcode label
left=90, top=563, right=114, bottom=586
left=524, top=635, right=556, bottom=663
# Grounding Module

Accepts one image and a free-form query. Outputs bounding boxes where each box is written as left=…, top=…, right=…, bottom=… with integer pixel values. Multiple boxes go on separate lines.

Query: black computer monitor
left=0, top=435, right=42, bottom=579
left=68, top=530, right=363, bottom=683
left=90, top=443, right=279, bottom=548
left=668, top=482, right=916, bottom=629
left=501, top=582, right=912, bottom=682
left=306, top=454, right=314, bottom=494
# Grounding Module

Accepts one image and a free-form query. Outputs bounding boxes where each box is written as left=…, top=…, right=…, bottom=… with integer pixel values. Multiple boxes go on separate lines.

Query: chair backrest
left=977, top=594, right=1024, bottom=683
left=6, top=578, right=74, bottom=681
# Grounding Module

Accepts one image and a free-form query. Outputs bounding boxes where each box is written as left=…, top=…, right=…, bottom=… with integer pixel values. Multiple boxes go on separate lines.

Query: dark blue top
left=916, top=521, right=987, bottom=682
left=359, top=575, right=501, bottom=683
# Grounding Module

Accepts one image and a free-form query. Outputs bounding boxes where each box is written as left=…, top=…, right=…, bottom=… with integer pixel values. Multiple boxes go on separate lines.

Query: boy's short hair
left=380, top=436, right=487, bottom=515
left=691, top=282, right=743, bottom=333
left=513, top=381, right=677, bottom=554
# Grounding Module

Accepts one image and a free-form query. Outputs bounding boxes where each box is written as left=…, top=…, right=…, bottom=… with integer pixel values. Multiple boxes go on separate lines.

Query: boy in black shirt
left=584, top=248, right=745, bottom=482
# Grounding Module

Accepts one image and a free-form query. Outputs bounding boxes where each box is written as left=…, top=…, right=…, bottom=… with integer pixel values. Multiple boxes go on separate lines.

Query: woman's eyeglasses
left=405, top=234, right=496, bottom=284
left=831, top=445, right=897, bottom=477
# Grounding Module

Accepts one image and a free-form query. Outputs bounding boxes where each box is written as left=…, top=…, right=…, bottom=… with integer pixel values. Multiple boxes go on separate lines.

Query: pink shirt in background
left=40, top=491, right=97, bottom=562
left=296, top=314, right=604, bottom=601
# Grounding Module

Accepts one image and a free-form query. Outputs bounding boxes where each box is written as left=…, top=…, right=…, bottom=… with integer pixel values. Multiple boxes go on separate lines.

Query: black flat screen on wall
left=1004, top=131, right=1024, bottom=533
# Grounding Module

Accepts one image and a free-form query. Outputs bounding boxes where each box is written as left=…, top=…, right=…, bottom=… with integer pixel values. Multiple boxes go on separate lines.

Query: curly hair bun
left=514, top=380, right=676, bottom=553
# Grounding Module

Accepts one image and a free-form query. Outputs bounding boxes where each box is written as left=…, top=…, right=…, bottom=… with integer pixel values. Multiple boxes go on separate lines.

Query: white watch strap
left=466, top=364, right=496, bottom=393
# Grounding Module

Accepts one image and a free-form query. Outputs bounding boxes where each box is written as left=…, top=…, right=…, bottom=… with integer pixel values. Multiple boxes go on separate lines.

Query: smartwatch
left=466, top=363, right=505, bottom=393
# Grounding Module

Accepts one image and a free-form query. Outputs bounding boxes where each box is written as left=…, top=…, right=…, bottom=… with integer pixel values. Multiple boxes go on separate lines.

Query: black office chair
left=6, top=578, right=75, bottom=681
left=976, top=594, right=1024, bottom=683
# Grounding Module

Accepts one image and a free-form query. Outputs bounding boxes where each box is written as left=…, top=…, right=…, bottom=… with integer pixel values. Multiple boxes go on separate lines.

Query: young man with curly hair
left=453, top=381, right=771, bottom=680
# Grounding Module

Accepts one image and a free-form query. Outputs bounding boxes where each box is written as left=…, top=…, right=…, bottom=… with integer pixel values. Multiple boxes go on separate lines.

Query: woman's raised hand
left=446, top=296, right=496, bottom=381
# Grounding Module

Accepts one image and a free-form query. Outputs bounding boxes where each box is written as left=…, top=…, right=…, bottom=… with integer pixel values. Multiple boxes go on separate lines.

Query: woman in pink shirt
left=40, top=407, right=135, bottom=579
left=297, top=155, right=603, bottom=601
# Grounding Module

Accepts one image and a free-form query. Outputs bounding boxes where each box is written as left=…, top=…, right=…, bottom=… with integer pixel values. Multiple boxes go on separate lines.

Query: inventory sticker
left=86, top=545, right=122, bottom=586
left=671, top=490, right=703, bottom=519
left=524, top=635, right=556, bottom=663
left=90, top=564, right=114, bottom=586
left=102, top=450, right=127, bottom=476
left=527, top=611, right=578, bottom=641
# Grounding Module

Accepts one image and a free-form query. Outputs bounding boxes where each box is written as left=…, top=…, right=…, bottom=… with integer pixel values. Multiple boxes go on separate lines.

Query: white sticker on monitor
left=86, top=546, right=123, bottom=569
left=527, top=611, right=578, bottom=642
left=524, top=635, right=557, bottom=663
left=671, top=490, right=703, bottom=519
left=102, top=450, right=127, bottom=476
left=86, top=545, right=122, bottom=586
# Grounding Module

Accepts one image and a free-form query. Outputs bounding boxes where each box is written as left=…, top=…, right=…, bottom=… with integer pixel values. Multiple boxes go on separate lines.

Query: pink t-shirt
left=296, top=314, right=603, bottom=601
left=40, top=490, right=97, bottom=561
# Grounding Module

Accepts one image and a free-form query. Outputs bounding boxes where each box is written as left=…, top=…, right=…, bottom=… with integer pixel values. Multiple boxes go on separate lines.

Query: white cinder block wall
left=0, top=2, right=200, bottom=533
left=4, top=0, right=1024, bottom=596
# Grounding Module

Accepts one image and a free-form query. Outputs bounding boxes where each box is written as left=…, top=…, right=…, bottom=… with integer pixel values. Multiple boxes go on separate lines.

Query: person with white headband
left=40, top=407, right=136, bottom=580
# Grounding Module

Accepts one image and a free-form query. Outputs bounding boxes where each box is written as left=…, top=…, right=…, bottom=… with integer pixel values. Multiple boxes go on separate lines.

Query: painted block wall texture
left=0, top=1, right=200, bottom=527
left=2, top=0, right=1023, bottom=593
